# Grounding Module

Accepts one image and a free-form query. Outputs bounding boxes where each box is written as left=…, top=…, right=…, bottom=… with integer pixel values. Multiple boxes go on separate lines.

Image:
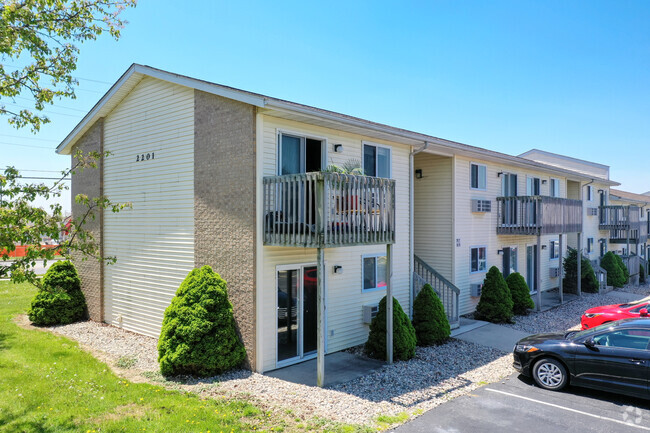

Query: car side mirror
left=641, top=308, right=648, bottom=317
left=584, top=337, right=595, bottom=348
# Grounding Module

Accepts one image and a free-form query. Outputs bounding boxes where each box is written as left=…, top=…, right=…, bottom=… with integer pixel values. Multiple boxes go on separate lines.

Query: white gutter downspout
left=409, top=141, right=430, bottom=317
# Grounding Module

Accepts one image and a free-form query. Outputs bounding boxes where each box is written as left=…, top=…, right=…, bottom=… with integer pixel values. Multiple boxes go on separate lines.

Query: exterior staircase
left=413, top=255, right=460, bottom=329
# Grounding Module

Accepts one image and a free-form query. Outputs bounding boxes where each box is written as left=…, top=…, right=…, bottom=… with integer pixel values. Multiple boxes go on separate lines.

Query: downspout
left=409, top=141, right=429, bottom=317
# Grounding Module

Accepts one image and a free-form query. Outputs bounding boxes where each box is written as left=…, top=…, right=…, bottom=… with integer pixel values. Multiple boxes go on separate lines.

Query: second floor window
left=363, top=143, right=391, bottom=178
left=527, top=177, right=541, bottom=195
left=586, top=185, right=593, bottom=201
left=550, top=178, right=560, bottom=197
left=587, top=238, right=594, bottom=253
left=470, top=163, right=487, bottom=190
left=550, top=240, right=559, bottom=259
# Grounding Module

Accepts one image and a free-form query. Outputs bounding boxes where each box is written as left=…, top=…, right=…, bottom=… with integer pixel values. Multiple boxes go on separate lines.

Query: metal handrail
left=413, top=254, right=460, bottom=329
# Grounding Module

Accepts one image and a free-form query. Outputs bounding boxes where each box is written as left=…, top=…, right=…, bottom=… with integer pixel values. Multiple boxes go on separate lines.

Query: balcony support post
left=559, top=234, right=564, bottom=304
left=316, top=247, right=325, bottom=387
left=536, top=235, right=542, bottom=312
left=577, top=232, right=582, bottom=297
left=386, top=242, right=393, bottom=364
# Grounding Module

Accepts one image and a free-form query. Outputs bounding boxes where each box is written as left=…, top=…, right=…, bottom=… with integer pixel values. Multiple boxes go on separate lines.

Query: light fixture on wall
left=597, top=189, right=604, bottom=194
left=333, top=144, right=344, bottom=153
left=415, top=169, right=423, bottom=179
left=497, top=171, right=503, bottom=177
left=333, top=265, right=343, bottom=274
left=541, top=179, right=548, bottom=184
left=541, top=245, right=548, bottom=250
left=497, top=249, right=504, bottom=255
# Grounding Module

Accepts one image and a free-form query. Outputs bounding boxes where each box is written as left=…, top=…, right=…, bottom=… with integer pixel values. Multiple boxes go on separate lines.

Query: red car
left=581, top=295, right=650, bottom=330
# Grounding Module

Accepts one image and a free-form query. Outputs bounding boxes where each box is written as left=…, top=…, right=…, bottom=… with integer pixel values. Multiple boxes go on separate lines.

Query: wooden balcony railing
left=600, top=205, right=646, bottom=243
left=263, top=172, right=396, bottom=248
left=496, top=196, right=583, bottom=235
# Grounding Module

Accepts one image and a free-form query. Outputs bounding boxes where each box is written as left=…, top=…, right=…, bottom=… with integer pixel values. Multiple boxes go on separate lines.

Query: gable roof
left=610, top=189, right=650, bottom=205
left=55, top=64, right=619, bottom=186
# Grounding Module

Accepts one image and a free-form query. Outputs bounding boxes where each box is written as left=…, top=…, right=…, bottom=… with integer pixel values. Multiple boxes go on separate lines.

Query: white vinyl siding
left=103, top=77, right=195, bottom=338
left=259, top=115, right=411, bottom=372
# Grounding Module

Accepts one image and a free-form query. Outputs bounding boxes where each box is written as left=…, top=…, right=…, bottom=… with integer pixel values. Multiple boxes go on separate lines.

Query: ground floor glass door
left=526, top=245, right=538, bottom=293
left=277, top=265, right=318, bottom=365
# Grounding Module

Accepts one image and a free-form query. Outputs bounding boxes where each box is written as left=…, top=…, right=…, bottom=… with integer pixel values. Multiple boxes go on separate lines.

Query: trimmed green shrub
left=28, top=260, right=87, bottom=326
left=412, top=284, right=450, bottom=346
left=601, top=252, right=626, bottom=288
left=158, top=266, right=246, bottom=377
left=505, top=272, right=535, bottom=315
left=562, top=248, right=599, bottom=294
left=475, top=266, right=513, bottom=323
left=365, top=296, right=416, bottom=361
left=640, top=264, right=646, bottom=285
left=614, top=254, right=629, bottom=284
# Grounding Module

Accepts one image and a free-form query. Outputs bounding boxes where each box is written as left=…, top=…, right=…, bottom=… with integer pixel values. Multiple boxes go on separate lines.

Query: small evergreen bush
left=158, top=266, right=246, bottom=377
left=614, top=254, right=629, bottom=284
left=475, top=266, right=513, bottom=323
left=28, top=261, right=87, bottom=326
left=601, top=252, right=626, bottom=288
left=562, top=248, right=599, bottom=294
left=364, top=296, right=416, bottom=361
left=412, top=284, right=450, bottom=346
left=640, top=264, right=646, bottom=285
left=505, top=272, right=535, bottom=315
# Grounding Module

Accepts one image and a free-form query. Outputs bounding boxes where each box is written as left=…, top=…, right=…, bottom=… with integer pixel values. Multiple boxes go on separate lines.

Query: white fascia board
left=56, top=64, right=267, bottom=155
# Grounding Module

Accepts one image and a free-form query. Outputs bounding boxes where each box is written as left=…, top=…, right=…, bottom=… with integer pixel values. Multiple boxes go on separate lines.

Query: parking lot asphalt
left=391, top=373, right=650, bottom=433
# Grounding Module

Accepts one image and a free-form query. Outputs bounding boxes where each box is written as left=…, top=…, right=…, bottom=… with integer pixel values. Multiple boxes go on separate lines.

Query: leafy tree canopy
left=0, top=0, right=136, bottom=131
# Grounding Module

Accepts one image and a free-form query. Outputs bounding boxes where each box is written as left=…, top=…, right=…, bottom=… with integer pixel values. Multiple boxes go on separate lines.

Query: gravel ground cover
left=46, top=283, right=649, bottom=428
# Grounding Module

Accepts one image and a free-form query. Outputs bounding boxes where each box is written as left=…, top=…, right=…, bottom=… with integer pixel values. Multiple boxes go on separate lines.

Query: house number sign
left=136, top=152, right=155, bottom=162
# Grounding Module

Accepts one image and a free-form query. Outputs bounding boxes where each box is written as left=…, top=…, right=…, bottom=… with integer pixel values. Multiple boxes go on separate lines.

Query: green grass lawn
left=0, top=281, right=370, bottom=433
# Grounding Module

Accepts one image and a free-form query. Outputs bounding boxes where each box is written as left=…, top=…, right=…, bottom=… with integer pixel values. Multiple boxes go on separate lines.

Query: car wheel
left=533, top=358, right=567, bottom=391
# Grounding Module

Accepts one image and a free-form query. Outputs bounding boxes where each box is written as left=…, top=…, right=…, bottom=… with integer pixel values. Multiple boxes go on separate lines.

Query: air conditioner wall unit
left=362, top=304, right=379, bottom=324
left=549, top=267, right=560, bottom=278
left=471, top=199, right=492, bottom=213
left=470, top=283, right=483, bottom=297
left=588, top=208, right=598, bottom=216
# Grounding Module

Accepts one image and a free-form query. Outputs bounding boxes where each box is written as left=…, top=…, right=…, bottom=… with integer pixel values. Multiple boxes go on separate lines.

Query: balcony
left=600, top=205, right=647, bottom=243
left=263, top=172, right=396, bottom=248
left=496, top=196, right=583, bottom=235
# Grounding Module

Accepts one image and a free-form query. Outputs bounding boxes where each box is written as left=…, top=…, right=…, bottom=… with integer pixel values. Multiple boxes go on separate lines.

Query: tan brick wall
left=194, top=91, right=257, bottom=370
left=70, top=120, right=104, bottom=321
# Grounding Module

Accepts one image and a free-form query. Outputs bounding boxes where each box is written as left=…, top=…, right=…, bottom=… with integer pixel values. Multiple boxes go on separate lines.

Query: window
left=363, top=143, right=391, bottom=178
left=362, top=254, right=387, bottom=291
left=592, top=329, right=650, bottom=350
left=526, top=177, right=540, bottom=196
left=587, top=238, right=594, bottom=253
left=600, top=239, right=607, bottom=257
left=278, top=132, right=324, bottom=175
left=470, top=163, right=487, bottom=190
left=550, top=240, right=559, bottom=259
left=470, top=246, right=487, bottom=273
left=550, top=178, right=560, bottom=197
left=501, top=173, right=517, bottom=196
left=586, top=185, right=593, bottom=201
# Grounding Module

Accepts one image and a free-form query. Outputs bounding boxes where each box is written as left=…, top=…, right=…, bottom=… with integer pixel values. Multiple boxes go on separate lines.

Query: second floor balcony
left=601, top=205, right=647, bottom=243
left=263, top=172, right=396, bottom=248
left=496, top=196, right=583, bottom=236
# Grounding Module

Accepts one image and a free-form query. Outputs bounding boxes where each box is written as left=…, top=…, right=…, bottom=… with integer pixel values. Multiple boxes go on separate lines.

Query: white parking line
left=485, top=388, right=650, bottom=431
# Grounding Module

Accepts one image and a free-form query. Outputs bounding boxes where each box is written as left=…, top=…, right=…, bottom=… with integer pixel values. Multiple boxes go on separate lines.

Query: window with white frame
left=550, top=178, right=560, bottom=197
left=470, top=163, right=487, bottom=190
left=470, top=246, right=487, bottom=273
left=363, top=143, right=391, bottom=178
left=550, top=240, right=559, bottom=259
left=586, top=185, right=593, bottom=201
left=526, top=176, right=541, bottom=195
left=362, top=254, right=387, bottom=291
left=587, top=237, right=594, bottom=253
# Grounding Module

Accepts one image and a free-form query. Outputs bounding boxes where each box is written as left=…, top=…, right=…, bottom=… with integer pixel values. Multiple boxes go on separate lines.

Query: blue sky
left=2, top=0, right=649, bottom=212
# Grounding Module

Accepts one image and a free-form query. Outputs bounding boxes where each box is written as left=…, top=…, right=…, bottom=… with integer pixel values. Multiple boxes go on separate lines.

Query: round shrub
left=614, top=254, right=629, bottom=284
left=505, top=272, right=535, bottom=315
left=562, top=248, right=599, bottom=294
left=28, top=260, right=87, bottom=326
left=601, top=252, right=626, bottom=288
left=158, top=266, right=246, bottom=377
left=364, top=296, right=416, bottom=361
left=475, top=266, right=513, bottom=323
left=412, top=284, right=450, bottom=346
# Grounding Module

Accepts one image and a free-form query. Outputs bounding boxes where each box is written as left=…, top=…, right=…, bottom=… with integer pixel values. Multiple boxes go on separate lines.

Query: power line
left=0, top=141, right=54, bottom=149
left=2, top=102, right=82, bottom=118
left=1, top=64, right=113, bottom=85
left=14, top=96, right=88, bottom=113
left=0, top=134, right=57, bottom=142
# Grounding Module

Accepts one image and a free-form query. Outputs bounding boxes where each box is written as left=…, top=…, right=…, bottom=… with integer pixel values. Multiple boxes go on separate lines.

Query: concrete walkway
left=452, top=318, right=530, bottom=352
left=265, top=351, right=384, bottom=387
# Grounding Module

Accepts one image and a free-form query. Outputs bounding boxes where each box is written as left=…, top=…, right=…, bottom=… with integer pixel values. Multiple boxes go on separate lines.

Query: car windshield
left=570, top=322, right=618, bottom=339
left=619, top=295, right=650, bottom=309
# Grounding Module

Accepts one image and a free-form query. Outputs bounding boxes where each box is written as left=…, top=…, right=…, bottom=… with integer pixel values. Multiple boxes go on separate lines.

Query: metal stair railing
left=413, top=255, right=460, bottom=329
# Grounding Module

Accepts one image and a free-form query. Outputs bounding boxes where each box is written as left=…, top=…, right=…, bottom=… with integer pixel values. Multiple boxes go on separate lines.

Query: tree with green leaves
left=562, top=248, right=599, bottom=294
left=614, top=254, right=629, bottom=284
left=475, top=266, right=513, bottom=323
left=0, top=0, right=136, bottom=131
left=412, top=283, right=450, bottom=346
left=364, top=296, right=416, bottom=361
left=601, top=252, right=626, bottom=288
left=505, top=272, right=535, bottom=315
left=28, top=260, right=87, bottom=325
